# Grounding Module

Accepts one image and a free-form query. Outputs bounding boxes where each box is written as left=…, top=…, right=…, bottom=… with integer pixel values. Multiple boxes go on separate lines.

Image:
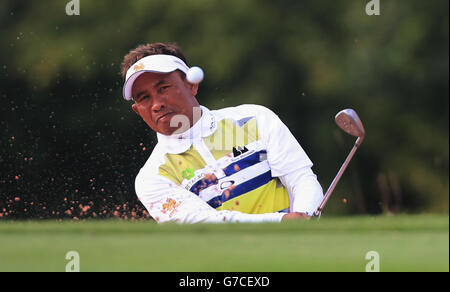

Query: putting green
left=0, top=214, right=448, bottom=272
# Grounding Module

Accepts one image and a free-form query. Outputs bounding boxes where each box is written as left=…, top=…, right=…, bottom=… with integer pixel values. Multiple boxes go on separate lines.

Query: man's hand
left=282, top=212, right=311, bottom=221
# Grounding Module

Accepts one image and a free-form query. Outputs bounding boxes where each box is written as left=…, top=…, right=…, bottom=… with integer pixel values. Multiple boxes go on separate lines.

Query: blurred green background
left=0, top=0, right=448, bottom=219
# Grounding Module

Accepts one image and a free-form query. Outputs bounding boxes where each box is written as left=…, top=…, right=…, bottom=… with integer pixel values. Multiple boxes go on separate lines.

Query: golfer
left=121, top=43, right=324, bottom=223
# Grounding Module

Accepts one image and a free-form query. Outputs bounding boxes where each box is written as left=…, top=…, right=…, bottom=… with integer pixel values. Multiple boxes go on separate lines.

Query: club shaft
left=315, top=137, right=362, bottom=216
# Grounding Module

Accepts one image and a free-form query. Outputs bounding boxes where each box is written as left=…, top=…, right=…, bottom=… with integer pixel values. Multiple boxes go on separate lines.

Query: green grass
left=0, top=214, right=448, bottom=272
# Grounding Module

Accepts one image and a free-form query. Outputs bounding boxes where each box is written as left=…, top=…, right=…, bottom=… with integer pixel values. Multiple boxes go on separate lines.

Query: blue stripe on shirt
left=207, top=170, right=273, bottom=208
left=223, top=150, right=267, bottom=176
left=189, top=150, right=267, bottom=196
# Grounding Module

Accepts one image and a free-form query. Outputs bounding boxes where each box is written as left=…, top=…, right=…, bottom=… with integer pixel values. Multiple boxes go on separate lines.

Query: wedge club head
left=335, top=109, right=365, bottom=142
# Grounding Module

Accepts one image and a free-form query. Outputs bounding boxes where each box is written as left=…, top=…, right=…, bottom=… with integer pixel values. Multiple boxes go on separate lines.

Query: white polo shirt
left=135, top=104, right=324, bottom=223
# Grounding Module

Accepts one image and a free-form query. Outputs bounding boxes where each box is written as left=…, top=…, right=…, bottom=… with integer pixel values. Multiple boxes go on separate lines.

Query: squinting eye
left=159, top=86, right=170, bottom=93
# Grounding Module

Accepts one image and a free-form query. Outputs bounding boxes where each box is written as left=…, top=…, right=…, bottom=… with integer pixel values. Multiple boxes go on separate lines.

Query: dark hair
left=121, top=42, right=188, bottom=80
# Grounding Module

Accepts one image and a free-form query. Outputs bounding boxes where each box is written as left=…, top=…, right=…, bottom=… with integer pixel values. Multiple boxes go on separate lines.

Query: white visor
left=122, top=54, right=190, bottom=100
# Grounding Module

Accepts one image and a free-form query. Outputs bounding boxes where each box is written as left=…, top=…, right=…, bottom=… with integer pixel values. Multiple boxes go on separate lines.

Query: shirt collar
left=156, top=105, right=217, bottom=154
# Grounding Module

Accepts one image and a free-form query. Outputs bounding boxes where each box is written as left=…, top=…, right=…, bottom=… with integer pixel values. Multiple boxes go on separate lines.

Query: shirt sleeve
left=255, top=105, right=324, bottom=215
left=278, top=167, right=324, bottom=216
left=135, top=172, right=285, bottom=224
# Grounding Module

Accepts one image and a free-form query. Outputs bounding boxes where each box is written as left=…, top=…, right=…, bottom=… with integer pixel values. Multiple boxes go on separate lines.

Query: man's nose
left=151, top=95, right=166, bottom=112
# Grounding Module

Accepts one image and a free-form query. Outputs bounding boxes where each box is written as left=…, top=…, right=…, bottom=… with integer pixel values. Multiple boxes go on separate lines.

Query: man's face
left=131, top=71, right=199, bottom=136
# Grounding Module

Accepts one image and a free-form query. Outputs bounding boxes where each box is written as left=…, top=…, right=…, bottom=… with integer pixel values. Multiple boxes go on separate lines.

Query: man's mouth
left=156, top=112, right=175, bottom=123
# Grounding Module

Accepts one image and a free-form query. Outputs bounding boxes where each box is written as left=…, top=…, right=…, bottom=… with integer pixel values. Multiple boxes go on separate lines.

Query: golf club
left=314, top=109, right=365, bottom=217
